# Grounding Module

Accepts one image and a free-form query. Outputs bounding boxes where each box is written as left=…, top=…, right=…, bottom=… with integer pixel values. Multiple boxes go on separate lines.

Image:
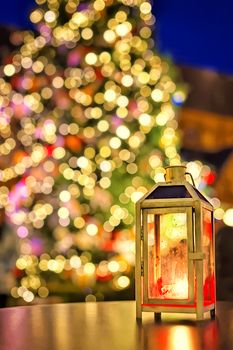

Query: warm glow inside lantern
left=136, top=166, right=215, bottom=320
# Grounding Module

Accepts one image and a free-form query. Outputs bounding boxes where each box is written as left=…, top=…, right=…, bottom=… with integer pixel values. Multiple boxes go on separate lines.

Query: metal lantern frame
left=135, top=166, right=215, bottom=320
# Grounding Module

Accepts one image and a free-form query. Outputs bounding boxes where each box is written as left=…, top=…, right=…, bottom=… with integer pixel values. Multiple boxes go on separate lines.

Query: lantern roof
left=139, top=181, right=212, bottom=206
left=137, top=166, right=212, bottom=207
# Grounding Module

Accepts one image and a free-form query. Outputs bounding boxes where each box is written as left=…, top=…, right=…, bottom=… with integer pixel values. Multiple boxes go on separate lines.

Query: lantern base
left=136, top=302, right=216, bottom=320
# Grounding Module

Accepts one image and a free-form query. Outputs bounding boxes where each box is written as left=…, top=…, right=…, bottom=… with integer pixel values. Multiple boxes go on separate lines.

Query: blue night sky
left=1, top=0, right=233, bottom=74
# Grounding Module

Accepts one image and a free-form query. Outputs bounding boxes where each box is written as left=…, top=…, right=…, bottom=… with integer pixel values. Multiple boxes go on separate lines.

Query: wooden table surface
left=0, top=301, right=232, bottom=350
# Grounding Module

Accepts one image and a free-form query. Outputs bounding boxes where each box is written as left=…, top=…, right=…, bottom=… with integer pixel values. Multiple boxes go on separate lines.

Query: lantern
left=136, top=165, right=215, bottom=320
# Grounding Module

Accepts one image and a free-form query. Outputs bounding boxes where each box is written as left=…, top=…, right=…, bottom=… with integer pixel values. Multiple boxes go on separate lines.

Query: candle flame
left=173, top=278, right=188, bottom=298
left=161, top=278, right=188, bottom=299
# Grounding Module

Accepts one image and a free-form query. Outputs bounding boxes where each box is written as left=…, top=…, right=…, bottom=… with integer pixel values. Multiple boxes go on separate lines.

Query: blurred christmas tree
left=0, top=0, right=187, bottom=303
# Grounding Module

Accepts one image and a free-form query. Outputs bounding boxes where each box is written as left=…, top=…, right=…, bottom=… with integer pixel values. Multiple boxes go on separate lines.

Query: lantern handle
left=185, top=172, right=196, bottom=187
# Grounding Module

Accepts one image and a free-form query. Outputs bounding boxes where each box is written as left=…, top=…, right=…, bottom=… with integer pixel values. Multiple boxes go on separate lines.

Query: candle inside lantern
left=173, top=278, right=189, bottom=297
left=161, top=278, right=189, bottom=299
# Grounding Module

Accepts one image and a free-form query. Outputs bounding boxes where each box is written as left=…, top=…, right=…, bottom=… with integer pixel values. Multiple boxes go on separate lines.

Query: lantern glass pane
left=203, top=209, right=215, bottom=304
left=147, top=212, right=189, bottom=300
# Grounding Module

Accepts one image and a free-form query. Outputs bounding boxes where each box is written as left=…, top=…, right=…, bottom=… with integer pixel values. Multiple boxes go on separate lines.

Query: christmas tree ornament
left=136, top=165, right=215, bottom=320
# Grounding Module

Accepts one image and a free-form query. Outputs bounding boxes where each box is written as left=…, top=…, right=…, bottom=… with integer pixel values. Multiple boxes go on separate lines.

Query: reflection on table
left=0, top=301, right=232, bottom=350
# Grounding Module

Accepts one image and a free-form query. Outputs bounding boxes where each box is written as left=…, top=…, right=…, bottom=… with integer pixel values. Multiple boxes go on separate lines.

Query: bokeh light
left=0, top=0, right=227, bottom=305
